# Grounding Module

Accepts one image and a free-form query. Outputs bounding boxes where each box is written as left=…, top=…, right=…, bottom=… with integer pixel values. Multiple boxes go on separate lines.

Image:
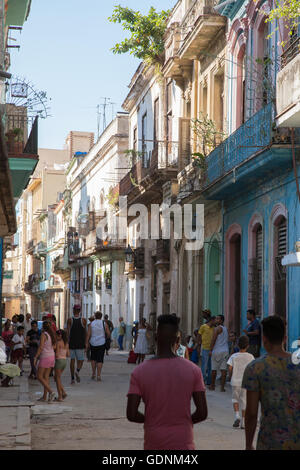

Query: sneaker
left=75, top=372, right=80, bottom=383
left=233, top=418, right=241, bottom=428
left=71, top=379, right=75, bottom=385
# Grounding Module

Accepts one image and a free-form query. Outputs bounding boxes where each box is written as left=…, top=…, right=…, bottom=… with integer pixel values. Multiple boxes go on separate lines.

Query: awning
left=5, top=0, right=31, bottom=27
left=8, top=155, right=38, bottom=198
left=0, top=117, right=16, bottom=236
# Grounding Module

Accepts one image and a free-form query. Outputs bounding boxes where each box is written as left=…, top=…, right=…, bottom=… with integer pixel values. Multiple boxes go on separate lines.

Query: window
left=167, top=82, right=172, bottom=144
left=274, top=218, right=287, bottom=320
left=142, top=112, right=148, bottom=167
left=133, top=126, right=137, bottom=165
left=153, top=98, right=159, bottom=146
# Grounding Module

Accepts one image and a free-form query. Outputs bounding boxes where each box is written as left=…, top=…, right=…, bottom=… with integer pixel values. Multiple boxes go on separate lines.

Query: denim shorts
left=70, top=349, right=85, bottom=361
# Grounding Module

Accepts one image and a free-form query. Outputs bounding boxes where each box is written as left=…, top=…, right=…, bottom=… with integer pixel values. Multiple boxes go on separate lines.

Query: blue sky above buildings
left=9, top=0, right=175, bottom=149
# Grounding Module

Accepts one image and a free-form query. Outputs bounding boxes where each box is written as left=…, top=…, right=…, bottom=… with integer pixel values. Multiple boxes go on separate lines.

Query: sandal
left=37, top=397, right=47, bottom=402
left=62, top=393, right=68, bottom=399
left=48, top=392, right=56, bottom=403
left=54, top=397, right=63, bottom=402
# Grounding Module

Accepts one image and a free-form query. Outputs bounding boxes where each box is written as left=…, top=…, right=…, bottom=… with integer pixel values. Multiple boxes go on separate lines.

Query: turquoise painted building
left=201, top=0, right=300, bottom=349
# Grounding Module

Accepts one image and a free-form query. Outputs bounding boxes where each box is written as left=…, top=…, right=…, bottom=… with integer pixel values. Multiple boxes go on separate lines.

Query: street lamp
left=125, top=245, right=134, bottom=263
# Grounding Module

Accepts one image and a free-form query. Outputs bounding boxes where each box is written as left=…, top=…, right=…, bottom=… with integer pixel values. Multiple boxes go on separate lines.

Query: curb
left=15, top=376, right=31, bottom=450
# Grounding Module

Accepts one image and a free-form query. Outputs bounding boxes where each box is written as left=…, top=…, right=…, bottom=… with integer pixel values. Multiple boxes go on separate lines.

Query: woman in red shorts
left=34, top=321, right=57, bottom=402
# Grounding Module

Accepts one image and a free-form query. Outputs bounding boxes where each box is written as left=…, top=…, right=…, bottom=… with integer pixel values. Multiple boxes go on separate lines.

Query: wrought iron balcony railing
left=204, top=103, right=274, bottom=187
left=281, top=36, right=300, bottom=69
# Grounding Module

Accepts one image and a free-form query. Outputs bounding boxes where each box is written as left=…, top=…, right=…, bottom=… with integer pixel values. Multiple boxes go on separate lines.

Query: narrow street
left=28, top=350, right=254, bottom=451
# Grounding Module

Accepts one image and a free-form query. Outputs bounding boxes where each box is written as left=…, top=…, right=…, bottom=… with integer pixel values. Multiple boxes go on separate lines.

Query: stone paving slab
left=0, top=365, right=32, bottom=450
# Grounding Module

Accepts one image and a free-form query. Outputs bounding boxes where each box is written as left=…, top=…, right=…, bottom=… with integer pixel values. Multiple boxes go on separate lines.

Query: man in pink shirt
left=127, top=314, right=207, bottom=450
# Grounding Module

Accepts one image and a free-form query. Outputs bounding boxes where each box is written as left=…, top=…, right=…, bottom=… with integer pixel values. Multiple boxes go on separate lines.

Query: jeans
left=28, top=346, right=38, bottom=377
left=201, top=348, right=212, bottom=385
left=118, top=335, right=124, bottom=350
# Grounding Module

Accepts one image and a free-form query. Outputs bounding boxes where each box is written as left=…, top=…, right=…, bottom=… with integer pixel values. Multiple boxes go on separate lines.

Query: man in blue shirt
left=243, top=309, right=261, bottom=358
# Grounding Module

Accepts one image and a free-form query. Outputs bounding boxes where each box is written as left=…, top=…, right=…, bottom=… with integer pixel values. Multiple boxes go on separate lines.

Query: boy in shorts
left=227, top=335, right=254, bottom=429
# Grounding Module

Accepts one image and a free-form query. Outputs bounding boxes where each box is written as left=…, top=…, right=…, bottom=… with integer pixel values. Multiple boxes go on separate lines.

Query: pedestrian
left=243, top=310, right=261, bottom=358
left=34, top=321, right=56, bottom=403
left=11, top=315, right=19, bottom=334
left=201, top=309, right=212, bottom=325
left=227, top=335, right=254, bottom=429
left=46, top=314, right=57, bottom=333
left=86, top=316, right=95, bottom=361
left=175, top=331, right=190, bottom=360
left=1, top=320, right=13, bottom=362
left=11, top=326, right=26, bottom=374
left=67, top=305, right=87, bottom=385
left=228, top=331, right=239, bottom=356
left=54, top=329, right=69, bottom=401
left=118, top=317, right=126, bottom=351
left=134, top=318, right=152, bottom=364
left=127, top=314, right=207, bottom=450
left=85, top=311, right=111, bottom=381
left=104, top=314, right=114, bottom=356
left=198, top=316, right=216, bottom=385
left=131, top=321, right=138, bottom=348
left=189, top=329, right=199, bottom=364
left=243, top=315, right=300, bottom=450
left=23, top=313, right=32, bottom=336
left=26, top=320, right=40, bottom=379
left=209, top=315, right=229, bottom=392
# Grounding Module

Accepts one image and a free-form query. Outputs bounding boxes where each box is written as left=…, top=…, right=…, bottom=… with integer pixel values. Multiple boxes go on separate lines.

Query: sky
left=8, top=0, right=176, bottom=149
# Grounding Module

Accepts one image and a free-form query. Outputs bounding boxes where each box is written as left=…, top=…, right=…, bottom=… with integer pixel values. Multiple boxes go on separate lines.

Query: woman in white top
left=175, top=331, right=190, bottom=360
left=134, top=318, right=152, bottom=364
left=86, top=311, right=110, bottom=381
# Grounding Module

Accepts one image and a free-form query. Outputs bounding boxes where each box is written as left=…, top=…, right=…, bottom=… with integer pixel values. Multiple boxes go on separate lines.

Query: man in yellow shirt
left=198, top=316, right=216, bottom=385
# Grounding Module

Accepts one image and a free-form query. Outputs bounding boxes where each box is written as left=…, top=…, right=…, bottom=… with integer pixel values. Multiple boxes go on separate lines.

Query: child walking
left=11, top=326, right=26, bottom=374
left=227, top=335, right=254, bottom=429
left=54, top=329, right=69, bottom=401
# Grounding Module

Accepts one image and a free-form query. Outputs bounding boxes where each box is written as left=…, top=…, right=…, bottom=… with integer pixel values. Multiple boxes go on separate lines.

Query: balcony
left=125, top=247, right=145, bottom=278
left=95, top=237, right=127, bottom=261
left=34, top=241, right=47, bottom=258
left=6, top=114, right=39, bottom=199
left=202, top=103, right=300, bottom=199
left=119, top=142, right=180, bottom=205
left=276, top=37, right=300, bottom=128
left=26, top=239, right=35, bottom=253
left=156, top=239, right=170, bottom=271
left=68, top=241, right=81, bottom=263
left=83, top=277, right=93, bottom=292
left=163, top=0, right=226, bottom=79
left=24, top=273, right=40, bottom=293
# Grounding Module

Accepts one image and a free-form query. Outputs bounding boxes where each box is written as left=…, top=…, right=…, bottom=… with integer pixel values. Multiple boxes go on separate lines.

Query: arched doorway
left=225, top=225, right=242, bottom=335
left=208, top=239, right=221, bottom=316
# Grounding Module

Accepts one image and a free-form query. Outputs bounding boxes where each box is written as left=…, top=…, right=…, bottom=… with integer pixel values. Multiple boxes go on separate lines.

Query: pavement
left=0, top=370, right=33, bottom=450
left=0, top=350, right=258, bottom=450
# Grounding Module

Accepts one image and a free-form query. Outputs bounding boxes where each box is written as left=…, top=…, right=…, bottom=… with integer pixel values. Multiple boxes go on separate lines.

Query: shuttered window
left=275, top=219, right=287, bottom=318
left=256, top=226, right=263, bottom=317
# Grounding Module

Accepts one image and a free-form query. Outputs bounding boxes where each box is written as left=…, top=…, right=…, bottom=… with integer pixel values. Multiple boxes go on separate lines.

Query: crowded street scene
left=0, top=0, right=300, bottom=456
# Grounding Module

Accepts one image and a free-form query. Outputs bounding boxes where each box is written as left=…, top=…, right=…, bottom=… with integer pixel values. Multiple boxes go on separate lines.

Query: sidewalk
left=0, top=365, right=33, bottom=450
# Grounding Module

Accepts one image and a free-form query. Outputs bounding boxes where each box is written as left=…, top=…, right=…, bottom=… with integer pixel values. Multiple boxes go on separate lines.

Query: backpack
left=127, top=350, right=137, bottom=364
